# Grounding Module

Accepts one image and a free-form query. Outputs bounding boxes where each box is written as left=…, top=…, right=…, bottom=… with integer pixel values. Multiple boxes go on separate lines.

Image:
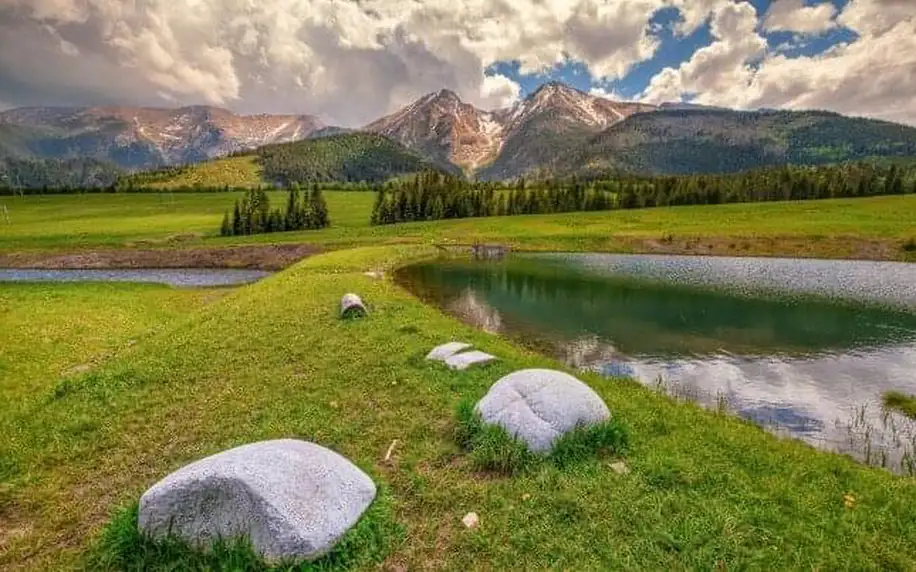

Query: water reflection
left=396, top=255, right=916, bottom=473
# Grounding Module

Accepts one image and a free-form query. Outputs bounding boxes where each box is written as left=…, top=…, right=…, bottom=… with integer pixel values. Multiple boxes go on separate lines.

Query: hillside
left=554, top=109, right=916, bottom=177
left=118, top=133, right=450, bottom=189
left=0, top=157, right=122, bottom=189
left=0, top=106, right=324, bottom=170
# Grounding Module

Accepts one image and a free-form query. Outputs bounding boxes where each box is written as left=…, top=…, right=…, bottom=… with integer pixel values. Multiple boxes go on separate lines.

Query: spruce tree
left=220, top=211, right=232, bottom=236
left=231, top=200, right=242, bottom=235
left=309, top=185, right=330, bottom=229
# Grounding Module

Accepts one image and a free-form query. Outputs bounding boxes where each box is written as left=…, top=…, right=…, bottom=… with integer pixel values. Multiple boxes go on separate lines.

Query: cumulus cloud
left=0, top=0, right=913, bottom=127
left=0, top=0, right=671, bottom=126
left=762, top=0, right=837, bottom=34
left=641, top=0, right=916, bottom=125
left=480, top=74, right=522, bottom=109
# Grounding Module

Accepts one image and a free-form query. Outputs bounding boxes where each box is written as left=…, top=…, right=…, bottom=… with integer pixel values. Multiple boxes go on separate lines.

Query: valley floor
left=1, top=195, right=916, bottom=570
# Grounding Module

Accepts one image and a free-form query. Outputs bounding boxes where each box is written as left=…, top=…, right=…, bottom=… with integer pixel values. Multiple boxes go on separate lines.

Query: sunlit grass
left=2, top=245, right=915, bottom=570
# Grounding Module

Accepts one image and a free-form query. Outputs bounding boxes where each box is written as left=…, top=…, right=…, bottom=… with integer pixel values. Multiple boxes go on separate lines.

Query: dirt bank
left=0, top=244, right=320, bottom=271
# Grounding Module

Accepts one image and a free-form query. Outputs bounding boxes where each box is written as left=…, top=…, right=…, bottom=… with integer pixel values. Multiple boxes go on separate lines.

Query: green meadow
left=2, top=192, right=916, bottom=260
left=2, top=193, right=916, bottom=570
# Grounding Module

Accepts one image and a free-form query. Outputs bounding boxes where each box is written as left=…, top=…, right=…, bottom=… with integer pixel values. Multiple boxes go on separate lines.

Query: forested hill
left=0, top=157, right=122, bottom=190
left=255, top=133, right=455, bottom=185
left=552, top=109, right=916, bottom=177
left=118, top=133, right=452, bottom=190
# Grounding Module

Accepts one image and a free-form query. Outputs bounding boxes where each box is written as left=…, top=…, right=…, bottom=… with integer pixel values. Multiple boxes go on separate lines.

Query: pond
left=396, top=253, right=916, bottom=473
left=0, top=268, right=272, bottom=288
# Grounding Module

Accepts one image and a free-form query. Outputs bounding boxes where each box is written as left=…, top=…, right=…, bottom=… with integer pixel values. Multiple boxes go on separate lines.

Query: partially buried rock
left=137, top=439, right=376, bottom=564
left=426, top=342, right=473, bottom=362
left=445, top=350, right=496, bottom=371
left=340, top=293, right=368, bottom=319
left=475, top=369, right=610, bottom=453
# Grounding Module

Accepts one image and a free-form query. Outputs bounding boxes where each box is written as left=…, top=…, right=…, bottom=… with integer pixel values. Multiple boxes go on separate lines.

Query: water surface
left=396, top=254, right=916, bottom=472
left=0, top=268, right=271, bottom=287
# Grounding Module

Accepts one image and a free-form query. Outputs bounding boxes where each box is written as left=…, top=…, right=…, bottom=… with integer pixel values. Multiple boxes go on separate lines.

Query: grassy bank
left=2, top=245, right=915, bottom=570
left=2, top=193, right=915, bottom=262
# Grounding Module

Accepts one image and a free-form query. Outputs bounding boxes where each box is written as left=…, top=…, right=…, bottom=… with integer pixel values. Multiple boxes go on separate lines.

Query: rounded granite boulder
left=475, top=369, right=610, bottom=453
left=137, top=439, right=376, bottom=564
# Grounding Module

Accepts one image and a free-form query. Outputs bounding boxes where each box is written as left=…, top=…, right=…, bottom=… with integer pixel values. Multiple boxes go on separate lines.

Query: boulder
left=426, top=342, right=473, bottom=362
left=137, top=439, right=376, bottom=564
left=445, top=350, right=497, bottom=370
left=475, top=369, right=610, bottom=453
left=340, top=293, right=368, bottom=319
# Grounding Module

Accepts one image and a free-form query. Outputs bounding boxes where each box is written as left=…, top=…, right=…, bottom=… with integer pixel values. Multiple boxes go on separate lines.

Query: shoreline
left=0, top=243, right=320, bottom=271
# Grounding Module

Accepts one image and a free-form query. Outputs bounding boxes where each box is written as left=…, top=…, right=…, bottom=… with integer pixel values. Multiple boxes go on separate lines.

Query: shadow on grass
left=454, top=399, right=629, bottom=475
left=85, top=487, right=403, bottom=571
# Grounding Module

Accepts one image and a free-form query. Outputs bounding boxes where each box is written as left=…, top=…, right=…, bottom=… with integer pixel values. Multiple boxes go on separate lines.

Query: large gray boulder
left=138, top=439, right=376, bottom=564
left=475, top=369, right=610, bottom=453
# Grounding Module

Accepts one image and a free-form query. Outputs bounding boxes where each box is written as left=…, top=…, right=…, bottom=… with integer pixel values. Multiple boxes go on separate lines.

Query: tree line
left=371, top=171, right=615, bottom=225
left=370, top=161, right=916, bottom=225
left=220, top=184, right=330, bottom=236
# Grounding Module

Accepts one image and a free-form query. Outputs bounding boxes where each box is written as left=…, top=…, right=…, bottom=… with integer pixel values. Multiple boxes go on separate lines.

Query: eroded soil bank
left=0, top=243, right=320, bottom=271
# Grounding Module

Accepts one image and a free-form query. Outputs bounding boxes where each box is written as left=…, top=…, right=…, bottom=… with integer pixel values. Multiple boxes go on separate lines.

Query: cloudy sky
left=0, top=0, right=913, bottom=126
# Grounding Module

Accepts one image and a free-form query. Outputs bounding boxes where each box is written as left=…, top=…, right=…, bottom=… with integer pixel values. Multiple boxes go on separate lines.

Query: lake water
left=0, top=268, right=271, bottom=287
left=396, top=253, right=916, bottom=473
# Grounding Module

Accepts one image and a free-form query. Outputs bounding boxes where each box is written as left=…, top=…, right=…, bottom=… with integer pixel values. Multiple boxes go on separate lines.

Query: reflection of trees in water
left=436, top=261, right=916, bottom=357
left=447, top=287, right=503, bottom=334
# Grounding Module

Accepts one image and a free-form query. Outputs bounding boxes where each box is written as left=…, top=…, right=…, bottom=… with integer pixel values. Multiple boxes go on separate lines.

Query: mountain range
left=3, top=82, right=916, bottom=185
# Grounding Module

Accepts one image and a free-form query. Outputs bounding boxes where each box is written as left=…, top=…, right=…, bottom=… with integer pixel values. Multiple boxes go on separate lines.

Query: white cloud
left=0, top=0, right=673, bottom=125
left=0, top=0, right=913, bottom=127
left=762, top=0, right=837, bottom=34
left=641, top=0, right=916, bottom=125
left=643, top=1, right=766, bottom=103
left=589, top=86, right=648, bottom=103
left=480, top=74, right=522, bottom=109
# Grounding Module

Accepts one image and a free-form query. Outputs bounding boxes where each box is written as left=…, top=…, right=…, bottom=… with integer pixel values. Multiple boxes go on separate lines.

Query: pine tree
left=309, top=185, right=330, bottom=229
left=231, top=200, right=242, bottom=235
left=220, top=211, right=232, bottom=236
left=286, top=184, right=301, bottom=230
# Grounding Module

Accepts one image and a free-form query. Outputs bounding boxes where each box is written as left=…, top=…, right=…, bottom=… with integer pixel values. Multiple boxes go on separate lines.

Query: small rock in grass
left=444, top=350, right=496, bottom=371
left=462, top=512, right=480, bottom=529
left=610, top=461, right=629, bottom=475
left=475, top=369, right=610, bottom=453
left=137, top=439, right=376, bottom=564
left=340, top=293, right=368, bottom=319
left=426, top=342, right=473, bottom=362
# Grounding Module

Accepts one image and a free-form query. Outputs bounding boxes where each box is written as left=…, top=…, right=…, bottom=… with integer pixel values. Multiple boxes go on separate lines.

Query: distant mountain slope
left=477, top=83, right=654, bottom=180
left=554, top=109, right=916, bottom=177
left=0, top=157, right=122, bottom=189
left=119, top=133, right=450, bottom=189
left=258, top=132, right=453, bottom=184
left=367, top=82, right=653, bottom=179
left=0, top=106, right=325, bottom=169
left=365, top=89, right=505, bottom=173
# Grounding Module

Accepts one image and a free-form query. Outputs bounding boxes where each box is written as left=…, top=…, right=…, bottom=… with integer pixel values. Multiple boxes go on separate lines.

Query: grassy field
left=2, top=193, right=916, bottom=261
left=2, top=245, right=916, bottom=570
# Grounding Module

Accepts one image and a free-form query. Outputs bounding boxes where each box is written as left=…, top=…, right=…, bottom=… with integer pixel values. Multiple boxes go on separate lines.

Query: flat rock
left=445, top=350, right=497, bottom=370
left=426, top=342, right=473, bottom=362
left=138, top=439, right=376, bottom=564
left=475, top=369, right=610, bottom=453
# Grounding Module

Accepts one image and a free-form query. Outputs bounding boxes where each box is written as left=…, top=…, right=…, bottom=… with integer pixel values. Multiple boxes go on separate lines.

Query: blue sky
left=489, top=0, right=857, bottom=100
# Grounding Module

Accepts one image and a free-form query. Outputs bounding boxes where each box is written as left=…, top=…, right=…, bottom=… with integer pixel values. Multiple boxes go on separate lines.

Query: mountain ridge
left=3, top=82, right=916, bottom=184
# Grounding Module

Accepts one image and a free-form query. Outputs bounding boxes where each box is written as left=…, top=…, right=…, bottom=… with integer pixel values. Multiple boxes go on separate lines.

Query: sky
left=0, top=0, right=913, bottom=127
